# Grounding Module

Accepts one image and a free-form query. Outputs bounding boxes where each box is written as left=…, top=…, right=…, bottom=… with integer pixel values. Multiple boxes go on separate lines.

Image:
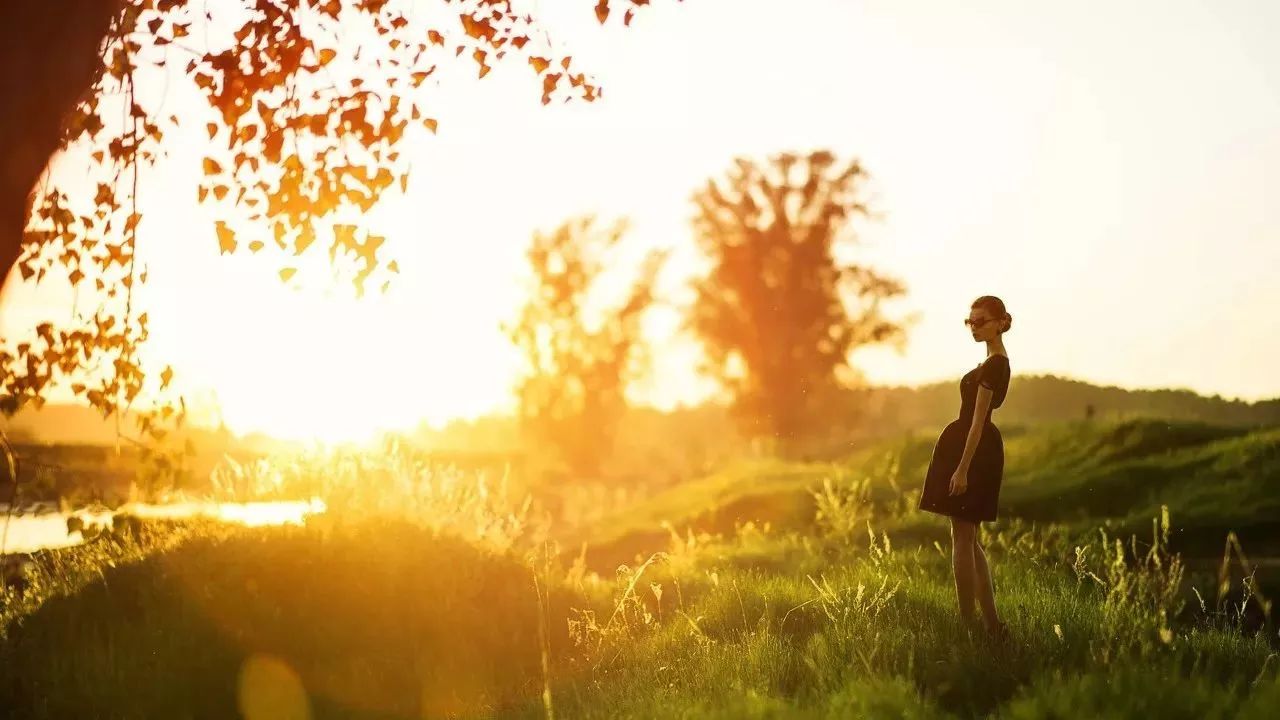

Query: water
left=0, top=499, right=327, bottom=554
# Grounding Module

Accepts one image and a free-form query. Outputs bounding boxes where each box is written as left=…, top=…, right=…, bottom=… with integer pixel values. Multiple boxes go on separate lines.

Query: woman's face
left=965, top=307, right=1003, bottom=342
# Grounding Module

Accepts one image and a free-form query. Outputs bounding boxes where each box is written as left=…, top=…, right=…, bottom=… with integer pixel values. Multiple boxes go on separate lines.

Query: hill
left=571, top=418, right=1280, bottom=569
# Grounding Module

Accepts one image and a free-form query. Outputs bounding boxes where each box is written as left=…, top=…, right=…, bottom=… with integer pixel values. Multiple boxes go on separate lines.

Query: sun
left=143, top=258, right=521, bottom=444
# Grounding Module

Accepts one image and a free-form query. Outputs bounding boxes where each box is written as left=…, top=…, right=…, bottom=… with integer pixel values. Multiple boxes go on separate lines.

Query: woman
left=918, top=295, right=1013, bottom=640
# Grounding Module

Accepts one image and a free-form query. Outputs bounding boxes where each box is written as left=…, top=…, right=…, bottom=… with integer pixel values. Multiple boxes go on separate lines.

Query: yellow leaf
left=410, top=67, right=437, bottom=87
left=203, top=157, right=222, bottom=175
left=248, top=240, right=264, bottom=253
left=529, top=56, right=550, bottom=73
left=319, top=48, right=336, bottom=66
left=279, top=267, right=297, bottom=283
left=215, top=221, right=236, bottom=254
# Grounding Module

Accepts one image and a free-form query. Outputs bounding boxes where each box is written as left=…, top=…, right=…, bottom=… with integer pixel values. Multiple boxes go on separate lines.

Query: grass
left=2, top=417, right=1278, bottom=718
left=3, top=519, right=576, bottom=719
left=578, top=418, right=1280, bottom=568
left=524, top=508, right=1278, bottom=719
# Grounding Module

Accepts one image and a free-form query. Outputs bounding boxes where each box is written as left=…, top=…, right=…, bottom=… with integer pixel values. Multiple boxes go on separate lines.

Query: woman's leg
left=972, top=538, right=1002, bottom=631
left=950, top=519, right=977, bottom=624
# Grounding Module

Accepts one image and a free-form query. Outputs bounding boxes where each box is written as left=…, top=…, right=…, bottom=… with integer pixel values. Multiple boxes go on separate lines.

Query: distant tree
left=688, top=151, right=907, bottom=450
left=505, top=217, right=666, bottom=477
left=0, top=0, right=673, bottom=438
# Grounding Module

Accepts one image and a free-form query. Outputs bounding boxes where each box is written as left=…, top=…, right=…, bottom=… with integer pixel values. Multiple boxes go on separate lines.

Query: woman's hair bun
left=972, top=295, right=1012, bottom=333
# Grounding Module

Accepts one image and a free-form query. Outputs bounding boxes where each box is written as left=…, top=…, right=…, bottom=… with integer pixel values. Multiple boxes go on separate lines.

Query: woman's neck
left=986, top=339, right=1007, bottom=358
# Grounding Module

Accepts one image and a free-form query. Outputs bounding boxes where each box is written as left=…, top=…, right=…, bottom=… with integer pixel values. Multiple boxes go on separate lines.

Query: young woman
left=918, top=295, right=1013, bottom=640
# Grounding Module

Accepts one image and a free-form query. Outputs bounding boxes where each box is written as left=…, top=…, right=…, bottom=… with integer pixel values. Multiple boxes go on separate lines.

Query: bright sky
left=2, top=0, right=1278, bottom=440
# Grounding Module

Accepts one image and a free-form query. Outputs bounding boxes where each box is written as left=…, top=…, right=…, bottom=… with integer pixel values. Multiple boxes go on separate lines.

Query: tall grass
left=532, top=497, right=1277, bottom=718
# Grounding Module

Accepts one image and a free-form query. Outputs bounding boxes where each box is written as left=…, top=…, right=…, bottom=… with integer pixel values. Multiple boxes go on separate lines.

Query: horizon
left=5, top=368, right=1275, bottom=446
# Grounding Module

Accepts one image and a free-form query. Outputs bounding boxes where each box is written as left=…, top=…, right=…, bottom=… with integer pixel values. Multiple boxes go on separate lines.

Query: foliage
left=506, top=216, right=667, bottom=477
left=688, top=150, right=908, bottom=449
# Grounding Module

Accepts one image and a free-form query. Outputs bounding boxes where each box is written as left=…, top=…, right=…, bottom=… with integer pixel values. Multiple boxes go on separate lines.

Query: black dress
left=918, top=354, right=1011, bottom=523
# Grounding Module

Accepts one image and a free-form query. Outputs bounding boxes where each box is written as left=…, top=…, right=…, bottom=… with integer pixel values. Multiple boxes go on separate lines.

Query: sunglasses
left=964, top=316, right=996, bottom=329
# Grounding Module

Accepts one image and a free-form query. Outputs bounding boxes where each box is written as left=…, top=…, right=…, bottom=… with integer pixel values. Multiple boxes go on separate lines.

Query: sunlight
left=1, top=0, right=1276, bottom=445
left=149, top=253, right=520, bottom=441
left=3, top=500, right=327, bottom=555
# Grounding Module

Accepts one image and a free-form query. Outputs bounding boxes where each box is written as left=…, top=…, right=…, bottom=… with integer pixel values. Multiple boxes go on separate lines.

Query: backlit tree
left=689, top=151, right=908, bottom=451
left=506, top=216, right=665, bottom=477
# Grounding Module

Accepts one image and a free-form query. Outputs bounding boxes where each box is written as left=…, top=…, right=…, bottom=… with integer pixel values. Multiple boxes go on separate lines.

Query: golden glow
left=4, top=500, right=325, bottom=554
left=238, top=654, right=311, bottom=720
left=2, top=0, right=1279, bottom=443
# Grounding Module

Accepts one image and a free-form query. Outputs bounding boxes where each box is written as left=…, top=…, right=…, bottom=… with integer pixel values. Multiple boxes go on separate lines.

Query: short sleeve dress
left=918, top=354, right=1011, bottom=523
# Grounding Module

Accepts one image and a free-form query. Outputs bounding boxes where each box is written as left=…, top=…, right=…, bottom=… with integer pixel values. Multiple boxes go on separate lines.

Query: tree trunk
left=0, top=1, right=119, bottom=288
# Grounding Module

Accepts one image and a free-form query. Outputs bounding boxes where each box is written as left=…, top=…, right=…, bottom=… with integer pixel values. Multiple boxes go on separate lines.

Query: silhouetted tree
left=689, top=151, right=907, bottom=450
left=505, top=217, right=666, bottom=477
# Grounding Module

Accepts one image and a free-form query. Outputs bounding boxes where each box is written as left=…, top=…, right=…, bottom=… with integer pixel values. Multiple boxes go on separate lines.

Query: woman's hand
left=948, top=466, right=969, bottom=496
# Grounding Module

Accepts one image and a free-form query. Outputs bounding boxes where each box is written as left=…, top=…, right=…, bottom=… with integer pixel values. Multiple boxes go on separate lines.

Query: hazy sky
left=2, top=0, right=1278, bottom=439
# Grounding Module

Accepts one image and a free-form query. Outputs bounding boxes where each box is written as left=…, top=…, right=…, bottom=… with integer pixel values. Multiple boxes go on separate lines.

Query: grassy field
left=575, top=419, right=1280, bottom=568
left=1, top=418, right=1277, bottom=718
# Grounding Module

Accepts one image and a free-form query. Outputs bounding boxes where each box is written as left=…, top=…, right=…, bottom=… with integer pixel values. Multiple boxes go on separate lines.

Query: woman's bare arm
left=957, top=385, right=994, bottom=471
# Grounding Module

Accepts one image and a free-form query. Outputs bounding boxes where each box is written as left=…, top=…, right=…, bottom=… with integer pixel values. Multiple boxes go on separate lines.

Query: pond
left=0, top=499, right=327, bottom=554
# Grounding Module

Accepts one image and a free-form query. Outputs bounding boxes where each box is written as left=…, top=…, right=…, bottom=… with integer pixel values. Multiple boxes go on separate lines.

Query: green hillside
left=573, top=418, right=1280, bottom=568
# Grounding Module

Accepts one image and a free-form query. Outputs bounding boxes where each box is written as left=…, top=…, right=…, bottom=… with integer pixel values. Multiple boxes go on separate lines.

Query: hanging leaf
left=215, top=221, right=237, bottom=254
